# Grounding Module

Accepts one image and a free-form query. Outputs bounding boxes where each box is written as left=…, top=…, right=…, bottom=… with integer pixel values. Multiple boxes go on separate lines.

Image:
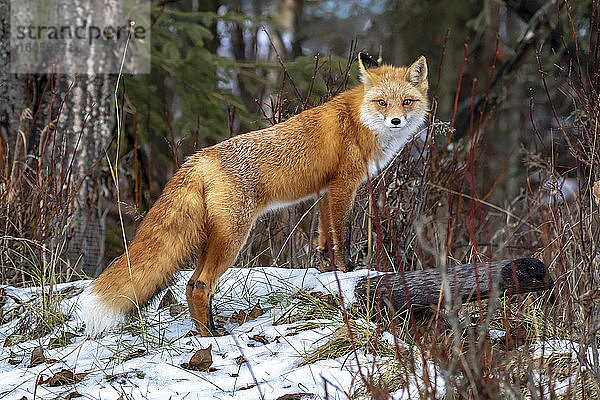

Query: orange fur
left=79, top=53, right=430, bottom=336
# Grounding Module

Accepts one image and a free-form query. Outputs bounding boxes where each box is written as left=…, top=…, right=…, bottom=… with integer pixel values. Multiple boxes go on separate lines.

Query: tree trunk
left=2, top=0, right=117, bottom=277
left=0, top=0, right=27, bottom=146
left=59, top=74, right=114, bottom=277
left=52, top=0, right=117, bottom=276
left=354, top=258, right=553, bottom=316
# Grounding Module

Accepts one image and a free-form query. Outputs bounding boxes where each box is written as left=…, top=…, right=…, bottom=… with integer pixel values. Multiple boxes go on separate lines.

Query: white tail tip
left=78, top=284, right=124, bottom=337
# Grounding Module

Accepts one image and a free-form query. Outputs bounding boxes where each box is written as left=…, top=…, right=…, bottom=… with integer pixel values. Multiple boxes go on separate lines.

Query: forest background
left=3, top=0, right=594, bottom=281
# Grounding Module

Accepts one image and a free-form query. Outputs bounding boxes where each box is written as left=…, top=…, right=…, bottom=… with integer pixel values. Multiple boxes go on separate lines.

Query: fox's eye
left=402, top=99, right=413, bottom=106
left=378, top=99, right=387, bottom=106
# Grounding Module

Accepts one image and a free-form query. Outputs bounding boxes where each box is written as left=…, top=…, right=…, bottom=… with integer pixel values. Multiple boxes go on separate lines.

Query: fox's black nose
left=391, top=118, right=401, bottom=125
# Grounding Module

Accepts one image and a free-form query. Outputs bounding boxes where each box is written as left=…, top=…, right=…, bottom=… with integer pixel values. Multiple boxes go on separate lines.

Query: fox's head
left=358, top=52, right=429, bottom=137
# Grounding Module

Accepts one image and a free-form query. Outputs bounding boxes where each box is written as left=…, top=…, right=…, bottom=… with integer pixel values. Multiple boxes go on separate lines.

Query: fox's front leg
left=327, top=179, right=359, bottom=272
left=317, top=192, right=331, bottom=252
left=316, top=193, right=336, bottom=272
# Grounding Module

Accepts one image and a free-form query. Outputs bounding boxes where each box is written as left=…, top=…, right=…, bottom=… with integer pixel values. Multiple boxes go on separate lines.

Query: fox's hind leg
left=186, top=251, right=207, bottom=330
left=186, top=222, right=252, bottom=335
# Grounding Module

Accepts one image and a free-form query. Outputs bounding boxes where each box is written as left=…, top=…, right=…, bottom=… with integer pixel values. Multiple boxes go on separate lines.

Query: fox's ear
left=358, top=52, right=378, bottom=89
left=405, top=56, right=428, bottom=87
left=359, top=52, right=379, bottom=70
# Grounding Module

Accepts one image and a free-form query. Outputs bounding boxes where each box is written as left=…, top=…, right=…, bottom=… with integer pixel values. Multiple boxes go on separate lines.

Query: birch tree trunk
left=58, top=75, right=114, bottom=277
left=0, top=0, right=27, bottom=146
left=2, top=0, right=118, bottom=277
left=53, top=0, right=117, bottom=276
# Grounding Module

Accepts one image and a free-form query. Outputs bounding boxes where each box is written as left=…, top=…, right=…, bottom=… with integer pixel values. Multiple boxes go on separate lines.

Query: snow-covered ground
left=0, top=266, right=585, bottom=399
left=0, top=267, right=440, bottom=400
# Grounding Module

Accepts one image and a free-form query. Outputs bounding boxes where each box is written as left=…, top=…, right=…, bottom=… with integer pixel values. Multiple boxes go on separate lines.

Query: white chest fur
left=367, top=132, right=412, bottom=177
left=361, top=109, right=423, bottom=178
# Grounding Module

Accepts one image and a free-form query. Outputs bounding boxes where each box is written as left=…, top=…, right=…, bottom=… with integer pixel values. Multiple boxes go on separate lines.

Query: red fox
left=79, top=52, right=429, bottom=336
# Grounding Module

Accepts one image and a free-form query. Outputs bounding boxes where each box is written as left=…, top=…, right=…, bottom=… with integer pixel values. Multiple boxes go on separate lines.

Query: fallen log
left=354, top=258, right=553, bottom=316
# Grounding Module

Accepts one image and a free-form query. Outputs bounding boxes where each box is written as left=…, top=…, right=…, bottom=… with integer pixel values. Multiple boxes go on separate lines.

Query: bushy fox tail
left=79, top=164, right=207, bottom=337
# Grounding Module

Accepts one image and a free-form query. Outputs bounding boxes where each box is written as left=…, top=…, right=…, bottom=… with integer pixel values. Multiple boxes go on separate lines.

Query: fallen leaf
left=29, top=346, right=46, bottom=367
left=230, top=310, right=248, bottom=324
left=182, top=344, right=213, bottom=371
left=158, top=289, right=177, bottom=309
left=249, top=334, right=268, bottom=345
left=37, top=374, right=48, bottom=385
left=66, top=392, right=83, bottom=399
left=239, top=384, right=256, bottom=391
left=46, top=369, right=87, bottom=386
left=248, top=301, right=264, bottom=319
left=123, top=349, right=146, bottom=362
left=230, top=301, right=265, bottom=324
left=276, top=394, right=316, bottom=400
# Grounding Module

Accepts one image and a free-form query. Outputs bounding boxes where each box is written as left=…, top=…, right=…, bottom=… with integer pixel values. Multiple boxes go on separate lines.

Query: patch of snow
left=488, top=329, right=505, bottom=340
left=0, top=267, right=401, bottom=400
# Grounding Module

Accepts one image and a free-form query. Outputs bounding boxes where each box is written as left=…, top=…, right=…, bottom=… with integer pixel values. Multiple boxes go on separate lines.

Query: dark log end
left=499, top=258, right=554, bottom=293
